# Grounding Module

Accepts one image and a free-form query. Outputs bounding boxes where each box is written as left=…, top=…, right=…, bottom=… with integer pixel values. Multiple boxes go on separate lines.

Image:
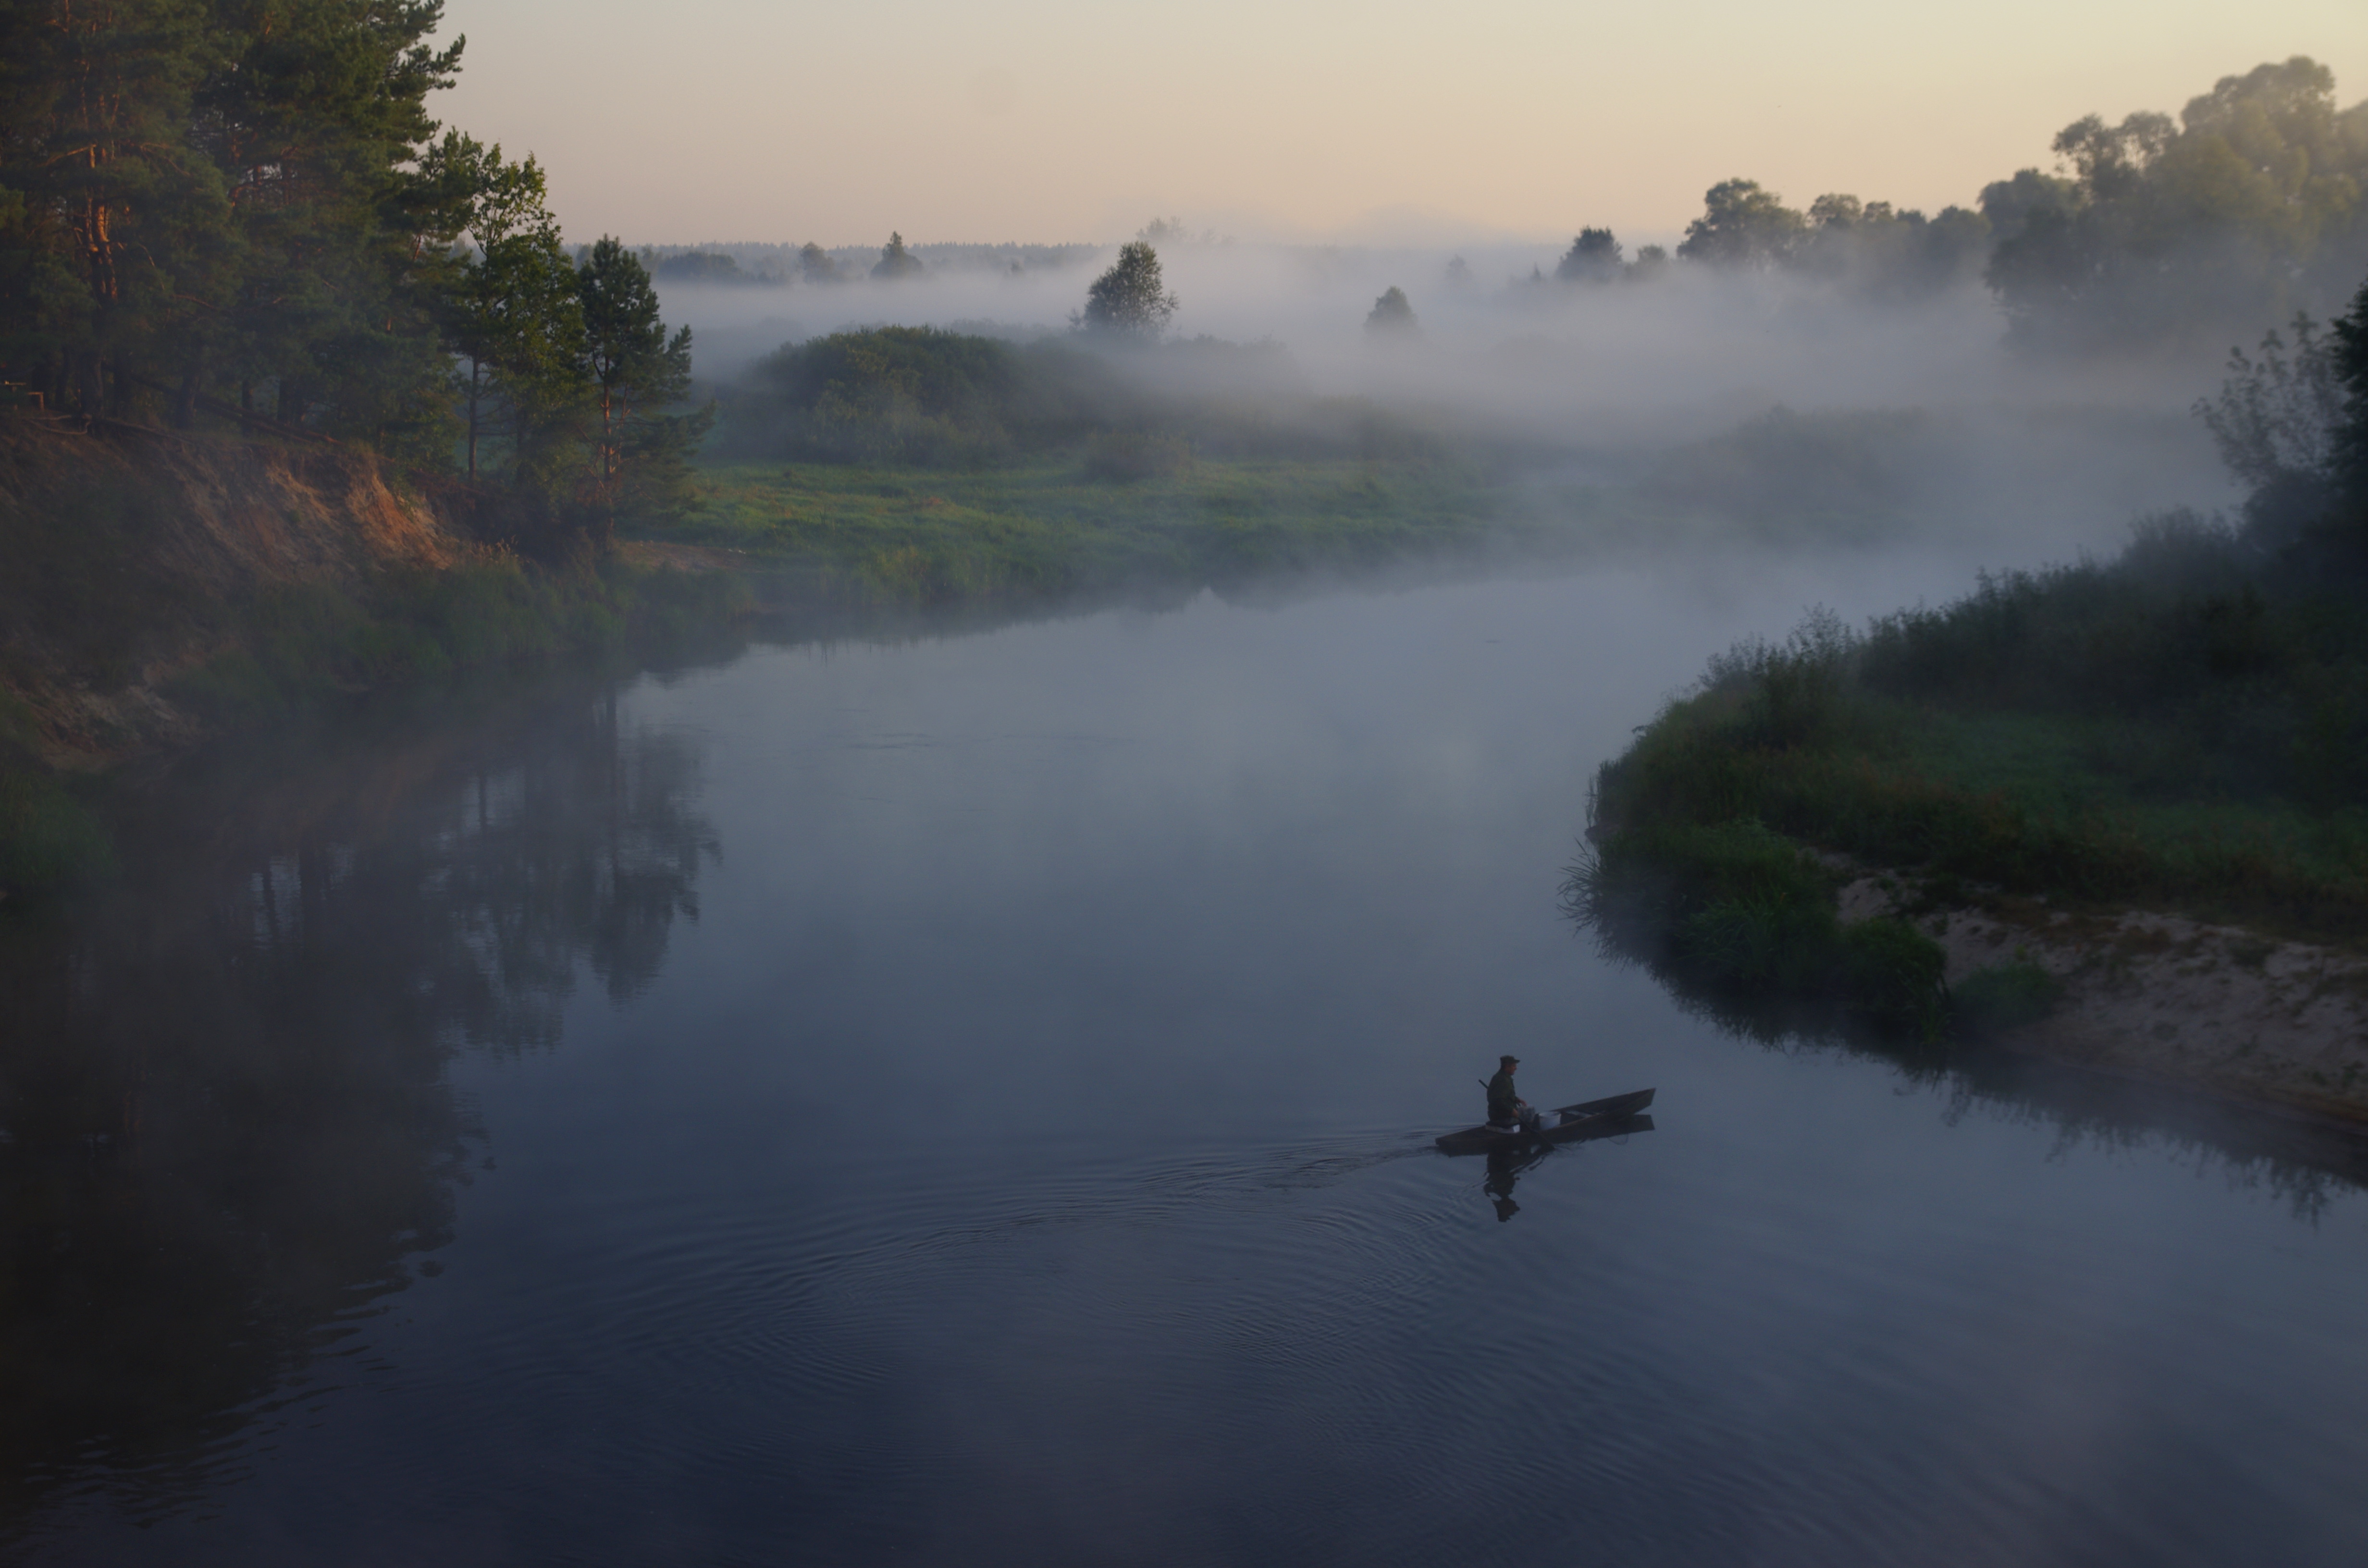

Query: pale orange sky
left=433, top=0, right=2368, bottom=247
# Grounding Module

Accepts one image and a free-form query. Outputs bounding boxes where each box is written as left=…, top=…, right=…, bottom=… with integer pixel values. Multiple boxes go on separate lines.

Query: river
left=6, top=550, right=2366, bottom=1566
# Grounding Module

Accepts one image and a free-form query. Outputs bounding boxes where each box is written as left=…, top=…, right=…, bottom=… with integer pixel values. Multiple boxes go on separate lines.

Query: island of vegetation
left=1573, top=282, right=2368, bottom=1123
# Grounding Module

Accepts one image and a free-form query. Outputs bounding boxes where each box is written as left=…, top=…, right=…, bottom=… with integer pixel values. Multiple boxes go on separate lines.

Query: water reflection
left=0, top=675, right=716, bottom=1529
left=1473, top=1113, right=1659, bottom=1222
left=1483, top=1145, right=1538, bottom=1221
left=1567, top=864, right=2368, bottom=1221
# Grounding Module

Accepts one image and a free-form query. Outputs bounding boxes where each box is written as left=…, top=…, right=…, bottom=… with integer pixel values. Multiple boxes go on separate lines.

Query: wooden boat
left=1434, top=1088, right=1656, bottom=1155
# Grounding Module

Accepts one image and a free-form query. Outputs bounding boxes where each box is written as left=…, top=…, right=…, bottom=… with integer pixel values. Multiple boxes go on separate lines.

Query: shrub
left=1081, top=432, right=1191, bottom=482
left=1840, top=915, right=1948, bottom=1031
left=1951, top=957, right=2066, bottom=1038
left=0, top=763, right=113, bottom=902
left=1571, top=816, right=1946, bottom=1036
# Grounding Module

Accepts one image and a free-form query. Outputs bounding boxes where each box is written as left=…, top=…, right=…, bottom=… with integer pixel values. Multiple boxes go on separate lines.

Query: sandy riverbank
left=1838, top=874, right=2368, bottom=1126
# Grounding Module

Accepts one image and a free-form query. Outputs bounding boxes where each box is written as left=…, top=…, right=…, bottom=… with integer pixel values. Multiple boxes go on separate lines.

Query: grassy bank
left=1573, top=513, right=2368, bottom=1045
left=166, top=552, right=752, bottom=722
left=642, top=455, right=1535, bottom=604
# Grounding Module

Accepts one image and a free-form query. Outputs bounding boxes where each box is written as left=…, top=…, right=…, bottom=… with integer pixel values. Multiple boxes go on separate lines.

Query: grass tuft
left=1951, top=957, right=2066, bottom=1039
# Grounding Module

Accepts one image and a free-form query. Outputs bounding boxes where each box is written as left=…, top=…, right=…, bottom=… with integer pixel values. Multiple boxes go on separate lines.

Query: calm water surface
left=8, top=556, right=2367, bottom=1566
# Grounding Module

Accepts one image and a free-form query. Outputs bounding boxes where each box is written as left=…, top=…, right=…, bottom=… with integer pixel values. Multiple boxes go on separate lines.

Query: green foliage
left=1982, top=58, right=2368, bottom=348
left=1570, top=816, right=1946, bottom=1036
left=797, top=243, right=841, bottom=284
left=1363, top=286, right=1418, bottom=335
left=657, top=456, right=1517, bottom=605
left=1078, top=243, right=1179, bottom=339
left=1792, top=196, right=1992, bottom=299
left=1951, top=957, right=2066, bottom=1038
left=0, top=0, right=468, bottom=435
left=2194, top=312, right=2346, bottom=545
left=653, top=252, right=749, bottom=285
left=0, top=760, right=113, bottom=902
left=0, top=5, right=704, bottom=547
left=2330, top=272, right=2368, bottom=547
left=871, top=232, right=923, bottom=281
left=167, top=556, right=749, bottom=722
left=1677, top=180, right=1808, bottom=269
left=728, top=327, right=1105, bottom=467
left=1592, top=516, right=2368, bottom=938
left=1555, top=230, right=1623, bottom=283
left=445, top=148, right=586, bottom=486
left=578, top=238, right=712, bottom=532
left=1080, top=432, right=1191, bottom=481
left=1667, top=181, right=1988, bottom=298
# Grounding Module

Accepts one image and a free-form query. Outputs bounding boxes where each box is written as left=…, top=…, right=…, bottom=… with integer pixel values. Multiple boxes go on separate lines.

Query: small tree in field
left=1555, top=228, right=1623, bottom=283
left=1077, top=242, right=1178, bottom=339
left=1365, top=286, right=1418, bottom=336
left=871, top=232, right=923, bottom=280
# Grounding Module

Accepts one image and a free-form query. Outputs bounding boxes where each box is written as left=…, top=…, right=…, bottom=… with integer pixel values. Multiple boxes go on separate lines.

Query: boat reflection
left=1480, top=1114, right=1657, bottom=1223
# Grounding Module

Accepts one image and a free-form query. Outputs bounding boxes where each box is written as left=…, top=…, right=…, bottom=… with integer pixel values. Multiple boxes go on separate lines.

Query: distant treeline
left=0, top=0, right=705, bottom=535
left=1529, top=58, right=2368, bottom=350
left=643, top=239, right=1104, bottom=287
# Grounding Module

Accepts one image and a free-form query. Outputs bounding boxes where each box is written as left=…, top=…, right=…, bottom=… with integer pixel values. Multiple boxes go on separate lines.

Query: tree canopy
left=1982, top=57, right=2368, bottom=347
left=1555, top=229, right=1623, bottom=283
left=1677, top=181, right=1808, bottom=269
left=1365, top=286, right=1418, bottom=336
left=1077, top=243, right=1178, bottom=339
left=871, top=232, right=924, bottom=281
left=0, top=0, right=706, bottom=538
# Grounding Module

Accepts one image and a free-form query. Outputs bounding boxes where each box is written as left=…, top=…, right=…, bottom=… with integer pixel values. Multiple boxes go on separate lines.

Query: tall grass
left=665, top=456, right=1511, bottom=606
left=1591, top=511, right=2368, bottom=945
left=1567, top=816, right=1948, bottom=1039
left=169, top=554, right=752, bottom=722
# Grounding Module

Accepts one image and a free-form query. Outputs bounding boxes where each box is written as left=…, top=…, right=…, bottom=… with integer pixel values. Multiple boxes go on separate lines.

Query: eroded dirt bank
left=0, top=416, right=503, bottom=762
left=1840, top=874, right=2368, bottom=1125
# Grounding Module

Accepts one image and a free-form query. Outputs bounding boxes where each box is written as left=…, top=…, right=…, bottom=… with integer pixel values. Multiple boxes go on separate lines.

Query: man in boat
left=1485, top=1054, right=1536, bottom=1133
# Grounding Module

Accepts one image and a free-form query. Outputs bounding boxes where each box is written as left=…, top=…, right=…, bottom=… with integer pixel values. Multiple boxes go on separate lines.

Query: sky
left=433, top=0, right=2367, bottom=248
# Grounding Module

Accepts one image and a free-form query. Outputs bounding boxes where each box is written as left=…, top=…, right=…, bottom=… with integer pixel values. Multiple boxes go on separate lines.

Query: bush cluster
left=1569, top=817, right=1946, bottom=1037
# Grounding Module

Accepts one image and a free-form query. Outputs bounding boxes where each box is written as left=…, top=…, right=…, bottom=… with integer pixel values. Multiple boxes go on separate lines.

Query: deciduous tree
left=871, top=232, right=923, bottom=280
left=1364, top=286, right=1418, bottom=336
left=1076, top=242, right=1177, bottom=339
left=1677, top=180, right=1806, bottom=269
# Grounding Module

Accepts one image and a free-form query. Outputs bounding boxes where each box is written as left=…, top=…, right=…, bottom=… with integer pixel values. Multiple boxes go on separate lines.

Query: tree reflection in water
left=0, top=678, right=716, bottom=1530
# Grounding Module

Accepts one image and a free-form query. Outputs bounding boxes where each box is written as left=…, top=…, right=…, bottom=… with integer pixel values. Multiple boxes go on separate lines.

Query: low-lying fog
left=656, top=238, right=2242, bottom=565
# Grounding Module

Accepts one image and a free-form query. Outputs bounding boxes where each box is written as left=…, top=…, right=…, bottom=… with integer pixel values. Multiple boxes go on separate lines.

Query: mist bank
left=668, top=244, right=2247, bottom=572
left=660, top=53, right=2368, bottom=554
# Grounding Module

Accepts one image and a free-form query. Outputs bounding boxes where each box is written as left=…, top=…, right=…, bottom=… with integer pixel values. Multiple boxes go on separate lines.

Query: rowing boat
left=1433, top=1087, right=1656, bottom=1154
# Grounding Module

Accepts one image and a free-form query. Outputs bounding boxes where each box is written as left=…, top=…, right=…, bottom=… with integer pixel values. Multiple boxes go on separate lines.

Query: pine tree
left=871, top=232, right=923, bottom=281
left=445, top=152, right=583, bottom=485
left=577, top=237, right=710, bottom=533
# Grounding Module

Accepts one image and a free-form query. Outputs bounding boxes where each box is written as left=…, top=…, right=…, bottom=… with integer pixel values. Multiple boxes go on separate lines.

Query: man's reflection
left=1483, top=1144, right=1550, bottom=1222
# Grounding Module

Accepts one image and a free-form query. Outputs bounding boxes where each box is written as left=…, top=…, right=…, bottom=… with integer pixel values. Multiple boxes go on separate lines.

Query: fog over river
left=8, top=542, right=2367, bottom=1565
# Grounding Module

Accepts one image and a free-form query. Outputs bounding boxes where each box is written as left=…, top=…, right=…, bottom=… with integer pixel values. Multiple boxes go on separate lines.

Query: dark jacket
left=1486, top=1069, right=1521, bottom=1125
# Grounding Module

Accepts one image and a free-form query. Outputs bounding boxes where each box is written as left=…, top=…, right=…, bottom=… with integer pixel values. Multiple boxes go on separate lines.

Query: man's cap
left=1499, top=1054, right=1520, bottom=1065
